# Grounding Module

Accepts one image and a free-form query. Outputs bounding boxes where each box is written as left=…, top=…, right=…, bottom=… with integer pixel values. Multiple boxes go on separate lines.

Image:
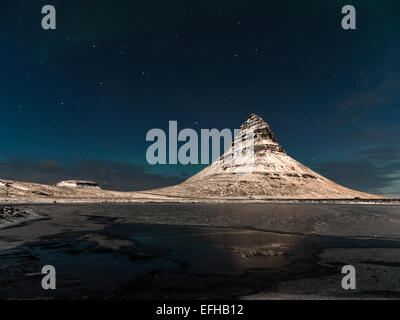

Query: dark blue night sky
left=1, top=0, right=399, bottom=195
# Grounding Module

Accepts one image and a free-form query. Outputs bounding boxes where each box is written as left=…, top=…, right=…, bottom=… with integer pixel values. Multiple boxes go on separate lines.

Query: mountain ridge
left=0, top=114, right=382, bottom=201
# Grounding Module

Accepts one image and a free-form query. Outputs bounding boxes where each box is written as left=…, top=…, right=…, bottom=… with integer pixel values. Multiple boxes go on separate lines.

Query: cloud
left=310, top=144, right=400, bottom=196
left=354, top=147, right=400, bottom=161
left=342, top=128, right=399, bottom=146
left=313, top=161, right=400, bottom=195
left=326, top=78, right=400, bottom=129
left=341, top=78, right=400, bottom=111
left=0, top=158, right=184, bottom=191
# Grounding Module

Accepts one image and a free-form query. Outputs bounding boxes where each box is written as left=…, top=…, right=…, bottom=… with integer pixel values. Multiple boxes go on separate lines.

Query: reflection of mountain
left=152, top=114, right=379, bottom=199
left=0, top=114, right=381, bottom=202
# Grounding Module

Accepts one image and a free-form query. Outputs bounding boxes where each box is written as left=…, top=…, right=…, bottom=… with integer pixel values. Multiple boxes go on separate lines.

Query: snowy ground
left=1, top=203, right=400, bottom=299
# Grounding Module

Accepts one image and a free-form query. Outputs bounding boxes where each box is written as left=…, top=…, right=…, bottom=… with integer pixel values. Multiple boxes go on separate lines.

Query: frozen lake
left=1, top=203, right=400, bottom=299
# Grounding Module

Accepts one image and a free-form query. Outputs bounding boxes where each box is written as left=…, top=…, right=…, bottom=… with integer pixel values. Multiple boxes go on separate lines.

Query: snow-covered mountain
left=0, top=114, right=382, bottom=202
left=152, top=114, right=379, bottom=199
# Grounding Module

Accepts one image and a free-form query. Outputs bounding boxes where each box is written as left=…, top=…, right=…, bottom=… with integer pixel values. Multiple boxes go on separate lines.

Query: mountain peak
left=240, top=113, right=281, bottom=151
left=242, top=113, right=266, bottom=126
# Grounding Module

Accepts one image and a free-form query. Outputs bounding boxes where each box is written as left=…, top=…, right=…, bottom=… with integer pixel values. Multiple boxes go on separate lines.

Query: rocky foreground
left=0, top=206, right=35, bottom=228
left=0, top=207, right=30, bottom=219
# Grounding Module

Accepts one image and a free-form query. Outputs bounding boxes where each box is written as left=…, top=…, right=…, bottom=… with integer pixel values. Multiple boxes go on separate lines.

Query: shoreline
left=1, top=198, right=399, bottom=205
